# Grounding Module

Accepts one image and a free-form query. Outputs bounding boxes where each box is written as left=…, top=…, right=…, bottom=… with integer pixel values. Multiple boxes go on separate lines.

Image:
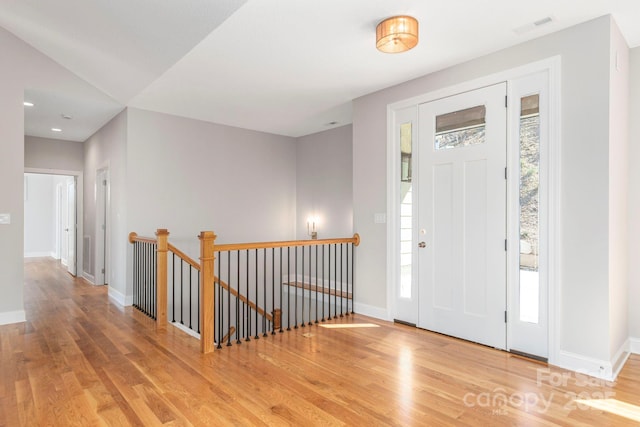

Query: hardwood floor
left=1, top=258, right=640, bottom=426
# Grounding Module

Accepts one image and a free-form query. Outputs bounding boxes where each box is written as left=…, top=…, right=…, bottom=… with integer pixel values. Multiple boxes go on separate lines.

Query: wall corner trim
left=0, top=310, right=27, bottom=326
left=108, top=287, right=133, bottom=307
left=555, top=347, right=632, bottom=382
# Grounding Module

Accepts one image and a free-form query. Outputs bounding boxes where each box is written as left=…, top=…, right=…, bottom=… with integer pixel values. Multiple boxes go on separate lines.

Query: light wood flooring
left=1, top=258, right=640, bottom=426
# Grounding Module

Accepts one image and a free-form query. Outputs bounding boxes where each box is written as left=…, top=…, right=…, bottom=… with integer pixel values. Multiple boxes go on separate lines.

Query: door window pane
left=400, top=122, right=413, bottom=298
left=519, top=94, right=540, bottom=323
left=435, top=105, right=486, bottom=150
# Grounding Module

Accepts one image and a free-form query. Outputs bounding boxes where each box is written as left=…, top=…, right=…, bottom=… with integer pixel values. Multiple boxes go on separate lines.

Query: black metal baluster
left=315, top=245, right=319, bottom=324
left=189, top=260, right=192, bottom=329
left=333, top=243, right=338, bottom=319
left=180, top=260, right=184, bottom=325
left=346, top=242, right=350, bottom=316
left=144, top=243, right=148, bottom=315
left=287, top=247, right=291, bottom=331
left=322, top=245, right=326, bottom=322
left=301, top=244, right=305, bottom=328
left=197, top=269, right=201, bottom=333
left=263, top=249, right=267, bottom=337
left=340, top=243, right=344, bottom=317
left=172, top=253, right=176, bottom=322
left=351, top=242, right=355, bottom=314
left=254, top=249, right=259, bottom=339
left=308, top=245, right=312, bottom=326
left=227, top=253, right=232, bottom=346
left=217, top=254, right=222, bottom=349
left=245, top=250, right=250, bottom=342
left=279, top=247, right=283, bottom=333
left=294, top=246, right=298, bottom=329
left=271, top=248, right=276, bottom=334
left=236, top=251, right=241, bottom=344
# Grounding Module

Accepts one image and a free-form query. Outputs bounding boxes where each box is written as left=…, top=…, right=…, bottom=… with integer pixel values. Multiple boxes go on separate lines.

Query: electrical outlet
left=0, top=213, right=10, bottom=225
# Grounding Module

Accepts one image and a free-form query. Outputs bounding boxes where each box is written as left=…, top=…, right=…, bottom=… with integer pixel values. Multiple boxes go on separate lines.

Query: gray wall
left=122, top=108, right=297, bottom=298
left=84, top=110, right=128, bottom=294
left=352, top=16, right=617, bottom=363
left=629, top=47, right=640, bottom=340
left=24, top=136, right=84, bottom=171
left=296, top=125, right=352, bottom=240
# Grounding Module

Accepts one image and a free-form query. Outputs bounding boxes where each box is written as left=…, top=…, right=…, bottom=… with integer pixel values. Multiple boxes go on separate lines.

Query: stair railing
left=129, top=229, right=360, bottom=354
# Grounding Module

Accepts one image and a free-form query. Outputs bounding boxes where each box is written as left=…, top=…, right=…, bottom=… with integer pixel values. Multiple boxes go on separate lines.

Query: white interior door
left=66, top=179, right=77, bottom=276
left=418, top=83, right=507, bottom=349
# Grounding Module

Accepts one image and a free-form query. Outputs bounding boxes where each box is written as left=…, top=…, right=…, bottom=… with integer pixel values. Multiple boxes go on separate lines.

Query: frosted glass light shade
left=376, top=15, right=419, bottom=53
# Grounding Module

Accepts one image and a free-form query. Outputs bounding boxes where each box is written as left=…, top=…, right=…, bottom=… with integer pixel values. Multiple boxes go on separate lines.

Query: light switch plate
left=0, top=213, right=10, bottom=224
left=374, top=213, right=386, bottom=224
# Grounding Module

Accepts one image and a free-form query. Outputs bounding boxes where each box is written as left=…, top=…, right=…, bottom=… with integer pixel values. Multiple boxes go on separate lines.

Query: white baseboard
left=611, top=339, right=631, bottom=380
left=556, top=350, right=617, bottom=381
left=630, top=337, right=640, bottom=354
left=24, top=251, right=55, bottom=258
left=171, top=322, right=201, bottom=340
left=353, top=301, right=390, bottom=321
left=0, top=310, right=26, bottom=325
left=108, top=287, right=133, bottom=307
left=82, top=271, right=95, bottom=285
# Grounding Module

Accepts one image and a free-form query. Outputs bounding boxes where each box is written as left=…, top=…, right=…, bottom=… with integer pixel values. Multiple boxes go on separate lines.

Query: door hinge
left=504, top=167, right=507, bottom=179
left=103, top=180, right=107, bottom=186
left=504, top=239, right=507, bottom=251
left=101, top=268, right=105, bottom=274
left=505, top=95, right=508, bottom=108
left=505, top=310, right=508, bottom=323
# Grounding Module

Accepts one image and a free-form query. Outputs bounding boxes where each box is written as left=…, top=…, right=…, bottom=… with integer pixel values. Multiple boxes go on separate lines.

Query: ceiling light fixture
left=51, top=128, right=62, bottom=132
left=23, top=101, right=34, bottom=107
left=376, top=15, right=419, bottom=53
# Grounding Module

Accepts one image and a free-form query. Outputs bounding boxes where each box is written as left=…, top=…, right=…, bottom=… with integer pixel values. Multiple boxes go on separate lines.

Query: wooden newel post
left=273, top=309, right=281, bottom=332
left=199, top=231, right=217, bottom=354
left=156, top=229, right=169, bottom=330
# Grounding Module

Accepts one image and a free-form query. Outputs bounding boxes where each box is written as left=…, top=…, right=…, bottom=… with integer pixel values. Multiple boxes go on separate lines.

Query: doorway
left=24, top=172, right=77, bottom=276
left=417, top=83, right=507, bottom=349
left=389, top=66, right=556, bottom=360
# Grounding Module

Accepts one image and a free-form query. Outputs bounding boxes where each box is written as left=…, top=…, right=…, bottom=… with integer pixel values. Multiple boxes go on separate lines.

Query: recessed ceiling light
left=51, top=128, right=62, bottom=132
left=23, top=101, right=34, bottom=107
left=61, top=114, right=73, bottom=120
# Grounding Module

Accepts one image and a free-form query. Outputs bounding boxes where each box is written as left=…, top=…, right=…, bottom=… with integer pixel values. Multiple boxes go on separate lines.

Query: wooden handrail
left=214, top=276, right=273, bottom=322
left=129, top=232, right=158, bottom=245
left=167, top=243, right=201, bottom=271
left=214, top=233, right=360, bottom=252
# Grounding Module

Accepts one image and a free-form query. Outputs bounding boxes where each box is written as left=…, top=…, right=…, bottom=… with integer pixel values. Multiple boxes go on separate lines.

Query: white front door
left=417, top=83, right=507, bottom=349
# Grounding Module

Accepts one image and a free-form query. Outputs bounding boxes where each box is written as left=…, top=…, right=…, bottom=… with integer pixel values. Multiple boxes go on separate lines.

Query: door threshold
left=510, top=349, right=548, bottom=364
left=393, top=319, right=416, bottom=327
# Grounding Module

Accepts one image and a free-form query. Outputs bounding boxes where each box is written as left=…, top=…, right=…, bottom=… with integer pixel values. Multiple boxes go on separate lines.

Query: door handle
left=418, top=242, right=426, bottom=248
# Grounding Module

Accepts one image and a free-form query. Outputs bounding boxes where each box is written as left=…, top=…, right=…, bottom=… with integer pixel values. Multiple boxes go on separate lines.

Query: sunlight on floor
left=574, top=399, right=640, bottom=422
left=318, top=323, right=380, bottom=329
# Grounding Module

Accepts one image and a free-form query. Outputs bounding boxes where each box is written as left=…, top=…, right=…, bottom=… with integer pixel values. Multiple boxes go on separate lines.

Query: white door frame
left=24, top=167, right=84, bottom=279
left=386, top=56, right=561, bottom=364
left=95, top=167, right=110, bottom=286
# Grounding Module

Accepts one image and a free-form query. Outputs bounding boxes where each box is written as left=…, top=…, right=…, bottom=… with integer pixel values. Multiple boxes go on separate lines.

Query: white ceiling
left=4, top=0, right=640, bottom=141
